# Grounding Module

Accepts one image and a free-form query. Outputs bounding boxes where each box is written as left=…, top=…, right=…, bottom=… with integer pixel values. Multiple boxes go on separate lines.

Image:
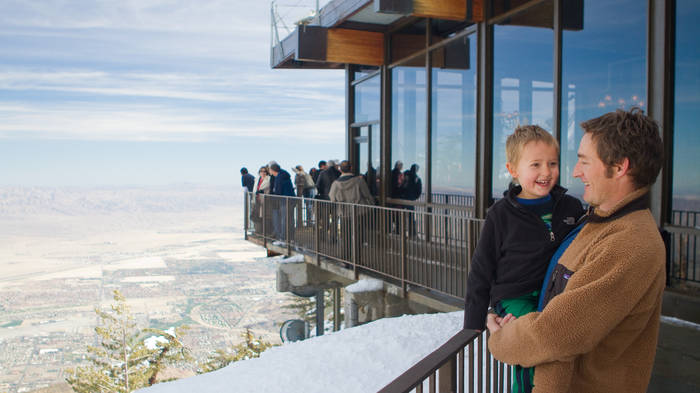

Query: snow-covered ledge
left=344, top=278, right=417, bottom=328
left=275, top=254, right=350, bottom=294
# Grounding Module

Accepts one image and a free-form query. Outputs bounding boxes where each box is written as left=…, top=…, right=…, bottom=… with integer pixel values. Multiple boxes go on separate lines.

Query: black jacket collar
left=504, top=183, right=568, bottom=210
left=587, top=187, right=651, bottom=224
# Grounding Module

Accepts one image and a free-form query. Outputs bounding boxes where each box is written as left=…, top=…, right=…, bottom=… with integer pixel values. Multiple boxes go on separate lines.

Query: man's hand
left=486, top=313, right=516, bottom=333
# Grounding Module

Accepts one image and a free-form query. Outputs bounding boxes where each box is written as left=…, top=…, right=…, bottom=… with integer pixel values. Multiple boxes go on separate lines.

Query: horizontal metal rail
left=378, top=329, right=513, bottom=393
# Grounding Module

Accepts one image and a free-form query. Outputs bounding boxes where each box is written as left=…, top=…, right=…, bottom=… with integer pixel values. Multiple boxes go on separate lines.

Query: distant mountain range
left=0, top=185, right=244, bottom=216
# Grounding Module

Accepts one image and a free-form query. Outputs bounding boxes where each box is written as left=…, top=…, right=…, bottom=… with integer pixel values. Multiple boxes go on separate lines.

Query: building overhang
left=270, top=0, right=583, bottom=69
left=270, top=0, right=483, bottom=69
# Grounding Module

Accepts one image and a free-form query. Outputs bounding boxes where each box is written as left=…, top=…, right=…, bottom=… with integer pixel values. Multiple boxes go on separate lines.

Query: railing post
left=438, top=357, right=456, bottom=393
left=262, top=194, right=267, bottom=248
left=401, top=210, right=407, bottom=296
left=244, top=191, right=249, bottom=241
left=351, top=204, right=358, bottom=276
left=286, top=197, right=291, bottom=254
left=314, top=200, right=320, bottom=265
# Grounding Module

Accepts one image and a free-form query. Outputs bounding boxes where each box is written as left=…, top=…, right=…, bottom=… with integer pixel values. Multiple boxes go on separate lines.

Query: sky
left=0, top=0, right=345, bottom=187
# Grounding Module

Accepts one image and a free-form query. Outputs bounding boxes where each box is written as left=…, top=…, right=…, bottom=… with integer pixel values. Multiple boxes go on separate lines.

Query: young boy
left=464, top=125, right=584, bottom=393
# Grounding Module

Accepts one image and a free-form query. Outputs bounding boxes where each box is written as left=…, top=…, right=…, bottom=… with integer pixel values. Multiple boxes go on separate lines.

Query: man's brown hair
left=339, top=160, right=352, bottom=174
left=580, top=107, right=663, bottom=188
left=506, top=125, right=559, bottom=166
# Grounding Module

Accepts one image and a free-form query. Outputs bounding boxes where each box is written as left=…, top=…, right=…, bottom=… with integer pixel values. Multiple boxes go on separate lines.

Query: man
left=240, top=167, right=254, bottom=192
left=312, top=160, right=327, bottom=184
left=315, top=160, right=340, bottom=200
left=329, top=160, right=374, bottom=205
left=486, top=108, right=666, bottom=393
left=268, top=163, right=295, bottom=242
left=329, top=160, right=375, bottom=259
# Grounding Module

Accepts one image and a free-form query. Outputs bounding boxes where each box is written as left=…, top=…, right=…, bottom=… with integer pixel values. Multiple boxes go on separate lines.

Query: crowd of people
left=240, top=158, right=423, bottom=248
left=240, top=159, right=423, bottom=205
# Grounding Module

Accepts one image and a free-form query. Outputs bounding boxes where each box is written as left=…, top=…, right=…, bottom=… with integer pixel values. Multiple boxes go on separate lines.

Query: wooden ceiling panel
left=413, top=0, right=467, bottom=21
left=327, top=28, right=385, bottom=66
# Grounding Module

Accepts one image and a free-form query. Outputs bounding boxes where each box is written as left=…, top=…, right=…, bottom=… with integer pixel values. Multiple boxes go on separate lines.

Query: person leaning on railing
left=251, top=166, right=271, bottom=230
left=486, top=108, right=666, bottom=393
left=329, top=160, right=376, bottom=255
left=268, top=163, right=295, bottom=241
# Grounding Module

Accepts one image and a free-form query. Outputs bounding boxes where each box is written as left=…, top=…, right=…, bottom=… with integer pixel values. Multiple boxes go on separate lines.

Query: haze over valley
left=0, top=185, right=297, bottom=393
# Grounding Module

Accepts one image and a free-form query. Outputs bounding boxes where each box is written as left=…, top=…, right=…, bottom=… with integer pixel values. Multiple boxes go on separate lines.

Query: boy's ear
left=506, top=162, right=518, bottom=179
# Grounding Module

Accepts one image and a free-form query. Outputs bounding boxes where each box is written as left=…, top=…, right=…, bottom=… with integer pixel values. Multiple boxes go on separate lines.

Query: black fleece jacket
left=463, top=184, right=584, bottom=330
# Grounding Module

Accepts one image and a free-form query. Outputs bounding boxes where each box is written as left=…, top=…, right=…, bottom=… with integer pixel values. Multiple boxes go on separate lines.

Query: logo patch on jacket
left=563, top=217, right=576, bottom=225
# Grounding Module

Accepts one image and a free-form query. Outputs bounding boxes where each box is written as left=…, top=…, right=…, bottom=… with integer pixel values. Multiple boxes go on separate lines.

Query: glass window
left=431, top=34, right=477, bottom=207
left=354, top=124, right=380, bottom=197
left=391, top=66, right=426, bottom=200
left=354, top=74, right=380, bottom=123
left=560, top=0, right=647, bottom=197
left=672, top=0, right=700, bottom=226
left=492, top=1, right=554, bottom=198
left=354, top=66, right=380, bottom=80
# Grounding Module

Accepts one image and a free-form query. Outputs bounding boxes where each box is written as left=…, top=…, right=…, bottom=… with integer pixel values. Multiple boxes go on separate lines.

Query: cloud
left=0, top=99, right=344, bottom=142
left=0, top=0, right=345, bottom=144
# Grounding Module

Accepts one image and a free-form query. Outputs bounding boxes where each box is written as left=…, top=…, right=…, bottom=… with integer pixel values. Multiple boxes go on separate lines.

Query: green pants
left=495, top=291, right=539, bottom=393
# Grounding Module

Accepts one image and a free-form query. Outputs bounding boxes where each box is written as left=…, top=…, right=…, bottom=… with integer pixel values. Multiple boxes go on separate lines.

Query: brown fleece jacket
left=488, top=188, right=666, bottom=393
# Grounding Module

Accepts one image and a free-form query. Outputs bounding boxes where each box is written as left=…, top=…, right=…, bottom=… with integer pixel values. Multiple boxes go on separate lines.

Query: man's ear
left=612, top=157, right=631, bottom=179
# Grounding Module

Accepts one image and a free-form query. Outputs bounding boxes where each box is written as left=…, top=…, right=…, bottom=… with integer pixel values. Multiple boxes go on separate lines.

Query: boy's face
left=506, top=141, right=559, bottom=199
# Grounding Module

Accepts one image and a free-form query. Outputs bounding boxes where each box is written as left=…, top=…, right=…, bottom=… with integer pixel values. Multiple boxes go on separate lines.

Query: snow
left=145, top=327, right=176, bottom=350
left=279, top=254, right=304, bottom=263
left=345, top=278, right=384, bottom=293
left=660, top=315, right=700, bottom=331
left=136, top=311, right=464, bottom=393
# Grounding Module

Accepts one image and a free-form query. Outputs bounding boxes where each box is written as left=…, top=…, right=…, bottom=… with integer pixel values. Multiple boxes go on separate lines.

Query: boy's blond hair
left=506, top=125, right=559, bottom=166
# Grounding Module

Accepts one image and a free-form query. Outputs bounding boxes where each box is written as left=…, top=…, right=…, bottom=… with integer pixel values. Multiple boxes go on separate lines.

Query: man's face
left=573, top=133, right=617, bottom=209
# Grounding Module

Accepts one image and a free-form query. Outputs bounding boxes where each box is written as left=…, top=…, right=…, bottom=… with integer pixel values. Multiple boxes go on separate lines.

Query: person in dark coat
left=390, top=160, right=405, bottom=199
left=315, top=160, right=340, bottom=200
left=240, top=167, right=255, bottom=192
left=269, top=163, right=295, bottom=242
left=311, top=160, right=327, bottom=184
left=402, top=164, right=422, bottom=201
left=401, top=164, right=423, bottom=236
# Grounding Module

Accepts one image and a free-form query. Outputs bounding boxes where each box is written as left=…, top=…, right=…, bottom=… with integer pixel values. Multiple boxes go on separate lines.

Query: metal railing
left=243, top=192, right=698, bottom=393
left=379, top=329, right=513, bottom=393
left=244, top=192, right=483, bottom=301
left=666, top=209, right=700, bottom=285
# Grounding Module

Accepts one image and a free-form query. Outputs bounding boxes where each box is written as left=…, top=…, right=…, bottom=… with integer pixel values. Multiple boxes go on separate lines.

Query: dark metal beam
left=425, top=19, right=433, bottom=205
left=553, top=0, right=563, bottom=185
left=347, top=64, right=355, bottom=162
left=381, top=33, right=392, bottom=206
left=647, top=0, right=674, bottom=226
left=475, top=5, right=493, bottom=219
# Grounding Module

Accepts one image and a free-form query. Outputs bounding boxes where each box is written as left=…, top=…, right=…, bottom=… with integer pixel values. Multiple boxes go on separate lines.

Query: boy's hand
left=486, top=313, right=517, bottom=333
